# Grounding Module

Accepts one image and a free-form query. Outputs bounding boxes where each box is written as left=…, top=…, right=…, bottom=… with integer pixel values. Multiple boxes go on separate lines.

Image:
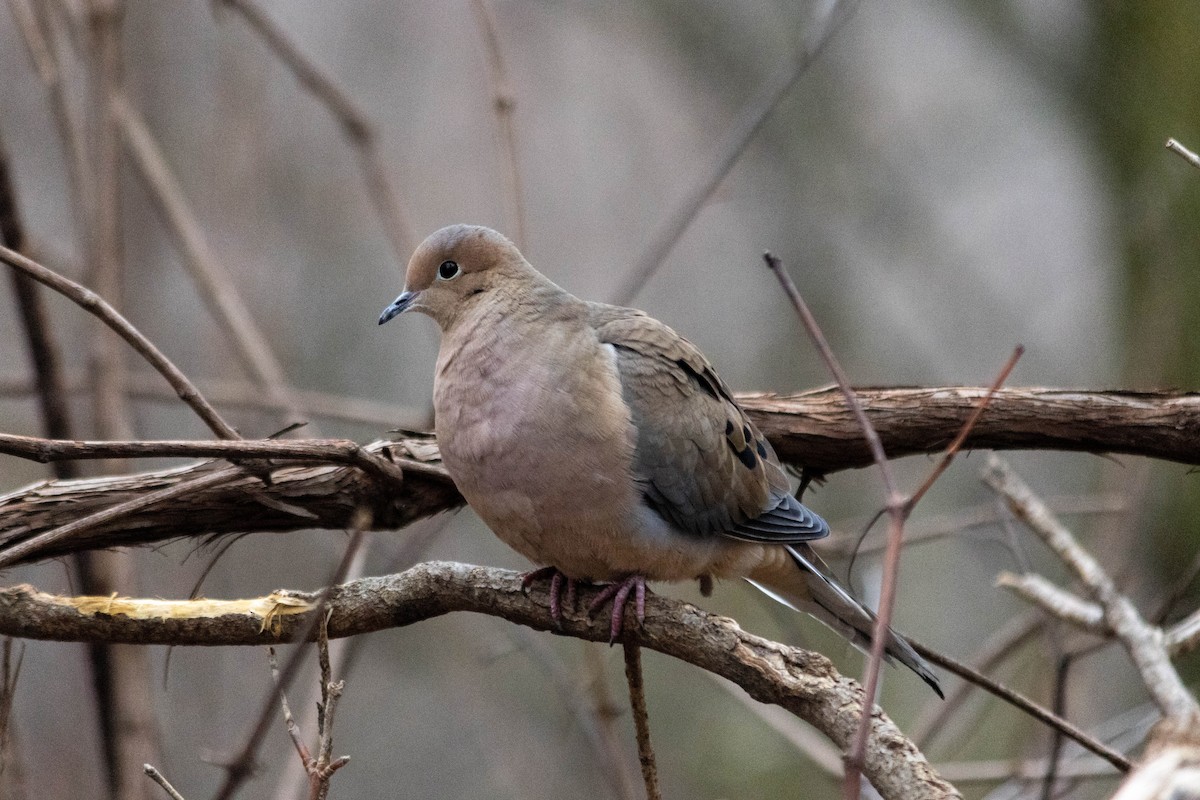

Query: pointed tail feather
left=747, top=544, right=943, bottom=698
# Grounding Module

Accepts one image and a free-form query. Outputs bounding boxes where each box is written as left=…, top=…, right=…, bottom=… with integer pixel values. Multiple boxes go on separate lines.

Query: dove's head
left=379, top=225, right=531, bottom=330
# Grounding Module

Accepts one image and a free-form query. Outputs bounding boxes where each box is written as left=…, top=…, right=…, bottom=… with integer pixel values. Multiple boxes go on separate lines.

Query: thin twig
left=312, top=612, right=348, bottom=800
left=0, top=433, right=407, bottom=486
left=143, top=765, right=187, bottom=800
left=907, top=639, right=1131, bottom=772
left=217, top=0, right=414, bottom=262
left=0, top=638, right=24, bottom=780
left=763, top=251, right=907, bottom=800
left=470, top=0, right=526, bottom=250
left=1165, top=138, right=1200, bottom=171
left=905, top=345, right=1024, bottom=510
left=267, top=647, right=311, bottom=766
left=910, top=611, right=1042, bottom=748
left=764, top=251, right=1024, bottom=799
left=622, top=642, right=661, bottom=800
left=0, top=245, right=239, bottom=439
left=0, top=371, right=430, bottom=431
left=611, top=0, right=858, bottom=305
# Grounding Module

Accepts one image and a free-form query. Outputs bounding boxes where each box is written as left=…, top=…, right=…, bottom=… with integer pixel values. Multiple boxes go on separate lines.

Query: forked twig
left=211, top=518, right=367, bottom=800
left=763, top=252, right=1020, bottom=799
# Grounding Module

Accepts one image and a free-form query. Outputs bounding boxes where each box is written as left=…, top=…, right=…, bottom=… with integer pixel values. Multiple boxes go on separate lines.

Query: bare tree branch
left=3, top=386, right=1198, bottom=566
left=0, top=437, right=458, bottom=565
left=741, top=387, right=1200, bottom=474
left=0, top=245, right=239, bottom=439
left=984, top=455, right=1199, bottom=723
left=0, top=562, right=960, bottom=800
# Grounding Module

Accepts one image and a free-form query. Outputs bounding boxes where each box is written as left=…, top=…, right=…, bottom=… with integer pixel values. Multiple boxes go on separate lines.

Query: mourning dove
left=379, top=224, right=941, bottom=696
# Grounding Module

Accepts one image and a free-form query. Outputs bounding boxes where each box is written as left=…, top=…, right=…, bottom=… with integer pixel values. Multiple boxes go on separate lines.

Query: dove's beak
left=379, top=291, right=418, bottom=325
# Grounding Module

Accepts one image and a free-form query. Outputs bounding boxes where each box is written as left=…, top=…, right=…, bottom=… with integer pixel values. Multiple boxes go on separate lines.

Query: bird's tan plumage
left=379, top=224, right=940, bottom=695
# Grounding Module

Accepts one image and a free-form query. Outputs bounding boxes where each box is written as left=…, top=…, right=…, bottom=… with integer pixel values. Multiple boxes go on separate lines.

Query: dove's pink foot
left=588, top=575, right=646, bottom=643
left=521, top=566, right=577, bottom=626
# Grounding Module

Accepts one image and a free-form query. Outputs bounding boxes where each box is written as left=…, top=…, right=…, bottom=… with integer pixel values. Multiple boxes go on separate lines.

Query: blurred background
left=1, top=1, right=1199, bottom=798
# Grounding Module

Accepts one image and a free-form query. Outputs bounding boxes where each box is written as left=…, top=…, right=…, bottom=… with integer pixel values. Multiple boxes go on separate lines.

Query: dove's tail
left=747, top=544, right=943, bottom=698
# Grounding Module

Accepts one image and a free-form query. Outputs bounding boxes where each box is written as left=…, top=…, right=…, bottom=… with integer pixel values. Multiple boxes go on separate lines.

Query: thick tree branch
left=1, top=389, right=1197, bottom=566
left=0, top=438, right=460, bottom=565
left=742, top=387, right=1200, bottom=473
left=0, top=561, right=960, bottom=800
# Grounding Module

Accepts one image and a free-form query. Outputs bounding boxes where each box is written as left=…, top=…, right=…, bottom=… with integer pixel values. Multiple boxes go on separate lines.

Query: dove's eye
left=438, top=260, right=461, bottom=280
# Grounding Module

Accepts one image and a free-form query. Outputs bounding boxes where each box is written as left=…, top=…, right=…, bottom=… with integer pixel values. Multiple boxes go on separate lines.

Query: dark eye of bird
left=438, top=260, right=460, bottom=280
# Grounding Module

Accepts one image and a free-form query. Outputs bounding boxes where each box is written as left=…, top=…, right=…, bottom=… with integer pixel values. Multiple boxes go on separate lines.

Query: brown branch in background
left=0, top=639, right=24, bottom=784
left=610, top=0, right=858, bottom=305
left=217, top=0, right=414, bottom=262
left=111, top=91, right=308, bottom=428
left=622, top=642, right=661, bottom=800
left=470, top=0, right=527, bottom=250
left=0, top=245, right=238, bottom=439
left=77, top=3, right=168, bottom=798
left=0, top=372, right=430, bottom=431
left=0, top=465, right=245, bottom=571
left=1165, top=138, right=1200, bottom=170
left=5, top=382, right=1197, bottom=566
left=4, top=382, right=1199, bottom=471
left=0, top=562, right=959, bottom=800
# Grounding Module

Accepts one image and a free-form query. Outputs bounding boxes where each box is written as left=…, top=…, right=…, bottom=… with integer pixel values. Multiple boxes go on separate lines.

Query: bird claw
left=587, top=575, right=646, bottom=644
left=521, top=566, right=577, bottom=628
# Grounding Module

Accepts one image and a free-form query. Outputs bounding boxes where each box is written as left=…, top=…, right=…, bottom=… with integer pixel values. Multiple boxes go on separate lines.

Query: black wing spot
left=735, top=444, right=758, bottom=470
left=756, top=439, right=768, bottom=458
left=725, top=420, right=734, bottom=436
left=675, top=359, right=721, bottom=400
